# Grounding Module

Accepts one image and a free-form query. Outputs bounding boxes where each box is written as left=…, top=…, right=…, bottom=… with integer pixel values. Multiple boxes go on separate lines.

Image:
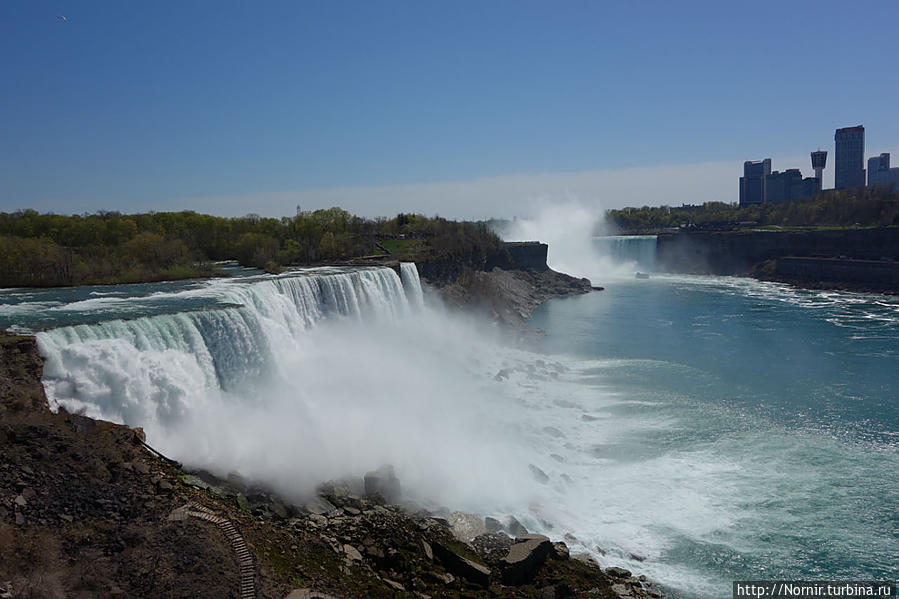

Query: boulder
left=363, top=465, right=401, bottom=503
left=506, top=516, right=528, bottom=537
left=551, top=541, right=570, bottom=560
left=484, top=516, right=503, bottom=532
left=343, top=544, right=362, bottom=561
left=470, top=532, right=512, bottom=567
left=318, top=477, right=364, bottom=499
left=270, top=500, right=289, bottom=519
left=501, top=534, right=552, bottom=585
left=302, top=496, right=338, bottom=516
left=179, top=474, right=211, bottom=490
left=419, top=538, right=433, bottom=561
left=449, top=511, right=486, bottom=542
left=432, top=542, right=491, bottom=586
left=571, top=553, right=600, bottom=569
left=605, top=566, right=632, bottom=578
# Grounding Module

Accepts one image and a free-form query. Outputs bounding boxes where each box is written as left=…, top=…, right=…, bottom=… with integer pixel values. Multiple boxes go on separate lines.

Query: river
left=0, top=244, right=896, bottom=598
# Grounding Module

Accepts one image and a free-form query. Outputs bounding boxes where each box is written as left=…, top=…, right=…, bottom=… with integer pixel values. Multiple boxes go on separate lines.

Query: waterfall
left=400, top=262, right=424, bottom=309
left=35, top=267, right=415, bottom=427
left=592, top=235, right=658, bottom=272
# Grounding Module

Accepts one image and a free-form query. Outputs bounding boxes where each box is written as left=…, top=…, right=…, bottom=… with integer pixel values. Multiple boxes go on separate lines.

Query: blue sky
left=2, top=0, right=898, bottom=218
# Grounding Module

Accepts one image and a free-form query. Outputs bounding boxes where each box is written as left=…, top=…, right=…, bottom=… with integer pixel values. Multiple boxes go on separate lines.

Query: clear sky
left=2, top=0, right=898, bottom=219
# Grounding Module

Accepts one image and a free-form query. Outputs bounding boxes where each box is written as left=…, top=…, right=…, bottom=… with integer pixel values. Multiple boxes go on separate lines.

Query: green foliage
left=235, top=232, right=280, bottom=269
left=0, top=207, right=504, bottom=287
left=606, top=186, right=899, bottom=233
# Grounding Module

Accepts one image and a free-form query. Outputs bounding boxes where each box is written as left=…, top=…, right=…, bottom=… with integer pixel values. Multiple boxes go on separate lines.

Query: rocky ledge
left=427, top=267, right=593, bottom=329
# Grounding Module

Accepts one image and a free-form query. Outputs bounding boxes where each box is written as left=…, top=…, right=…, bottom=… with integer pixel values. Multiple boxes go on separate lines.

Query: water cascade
left=37, top=267, right=416, bottom=426
left=400, top=262, right=424, bottom=309
left=592, top=235, right=658, bottom=272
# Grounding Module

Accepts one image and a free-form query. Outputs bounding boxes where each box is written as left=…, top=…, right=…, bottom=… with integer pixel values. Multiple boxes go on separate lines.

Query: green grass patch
left=378, top=238, right=426, bottom=259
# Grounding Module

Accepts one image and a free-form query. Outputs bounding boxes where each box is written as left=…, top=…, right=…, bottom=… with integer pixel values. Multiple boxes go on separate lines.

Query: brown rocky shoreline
left=415, top=241, right=595, bottom=330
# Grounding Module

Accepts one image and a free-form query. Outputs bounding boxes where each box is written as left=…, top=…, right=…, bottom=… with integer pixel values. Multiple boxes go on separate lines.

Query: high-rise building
left=765, top=169, right=819, bottom=204
left=739, top=158, right=772, bottom=205
left=868, top=153, right=899, bottom=188
left=834, top=125, right=865, bottom=189
left=810, top=150, right=827, bottom=191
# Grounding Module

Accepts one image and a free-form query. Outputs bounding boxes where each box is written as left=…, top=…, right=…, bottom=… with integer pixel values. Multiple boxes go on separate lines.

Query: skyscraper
left=739, top=158, right=772, bottom=205
left=868, top=153, right=899, bottom=188
left=834, top=126, right=865, bottom=190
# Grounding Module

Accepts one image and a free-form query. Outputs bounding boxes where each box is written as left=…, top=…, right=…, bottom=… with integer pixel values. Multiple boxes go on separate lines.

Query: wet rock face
left=449, top=511, right=486, bottom=542
left=485, top=516, right=503, bottom=532
left=506, top=515, right=529, bottom=537
left=363, top=465, right=401, bottom=503
left=427, top=267, right=593, bottom=330
left=501, top=534, right=553, bottom=585
left=0, top=334, right=48, bottom=413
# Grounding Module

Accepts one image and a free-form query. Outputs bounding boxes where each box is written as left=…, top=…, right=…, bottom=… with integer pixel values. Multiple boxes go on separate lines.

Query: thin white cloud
left=169, top=159, right=746, bottom=220
left=17, top=148, right=892, bottom=219
left=173, top=147, right=899, bottom=220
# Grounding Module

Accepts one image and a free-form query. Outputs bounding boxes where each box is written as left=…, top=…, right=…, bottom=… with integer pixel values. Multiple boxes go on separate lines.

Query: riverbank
left=751, top=256, right=899, bottom=294
left=655, top=228, right=899, bottom=293
left=0, top=333, right=663, bottom=598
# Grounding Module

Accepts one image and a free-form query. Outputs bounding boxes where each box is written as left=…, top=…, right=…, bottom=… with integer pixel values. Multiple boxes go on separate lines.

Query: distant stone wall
left=417, top=242, right=549, bottom=284
left=775, top=257, right=899, bottom=289
left=488, top=242, right=549, bottom=271
left=656, top=228, right=899, bottom=275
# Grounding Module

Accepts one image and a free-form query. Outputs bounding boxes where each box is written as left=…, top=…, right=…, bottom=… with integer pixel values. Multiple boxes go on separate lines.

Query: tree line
left=606, top=186, right=899, bottom=233
left=0, top=208, right=501, bottom=287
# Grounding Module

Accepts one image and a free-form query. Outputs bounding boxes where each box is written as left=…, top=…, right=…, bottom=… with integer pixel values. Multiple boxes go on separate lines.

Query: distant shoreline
left=654, top=227, right=899, bottom=294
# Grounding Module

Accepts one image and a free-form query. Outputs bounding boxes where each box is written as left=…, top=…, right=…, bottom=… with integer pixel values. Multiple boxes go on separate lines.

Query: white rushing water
left=400, top=262, right=424, bottom=309
left=33, top=266, right=547, bottom=511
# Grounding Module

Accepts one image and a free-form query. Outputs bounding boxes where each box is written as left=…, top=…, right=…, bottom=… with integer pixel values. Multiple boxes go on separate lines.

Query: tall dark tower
left=834, top=126, right=865, bottom=189
left=811, top=150, right=827, bottom=191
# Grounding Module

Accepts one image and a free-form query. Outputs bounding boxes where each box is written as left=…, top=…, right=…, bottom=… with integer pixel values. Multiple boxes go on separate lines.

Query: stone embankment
left=656, top=227, right=899, bottom=292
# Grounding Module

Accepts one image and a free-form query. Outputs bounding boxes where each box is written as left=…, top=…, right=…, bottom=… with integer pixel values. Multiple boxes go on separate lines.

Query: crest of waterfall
left=36, top=267, right=415, bottom=427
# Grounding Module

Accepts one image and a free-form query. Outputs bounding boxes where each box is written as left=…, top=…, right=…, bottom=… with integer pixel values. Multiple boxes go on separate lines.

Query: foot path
left=169, top=503, right=256, bottom=599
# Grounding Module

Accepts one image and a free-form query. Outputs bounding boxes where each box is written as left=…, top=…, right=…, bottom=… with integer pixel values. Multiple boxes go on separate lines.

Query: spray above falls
left=499, top=201, right=657, bottom=279
left=32, top=265, right=543, bottom=508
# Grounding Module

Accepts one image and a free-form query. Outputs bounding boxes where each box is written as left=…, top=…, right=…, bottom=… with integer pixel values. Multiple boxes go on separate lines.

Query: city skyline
left=2, top=0, right=898, bottom=219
